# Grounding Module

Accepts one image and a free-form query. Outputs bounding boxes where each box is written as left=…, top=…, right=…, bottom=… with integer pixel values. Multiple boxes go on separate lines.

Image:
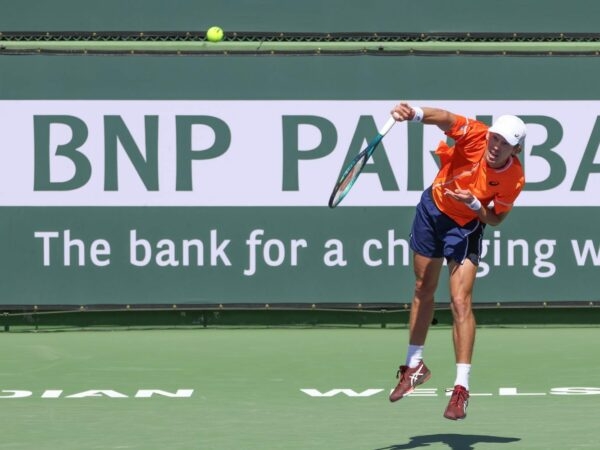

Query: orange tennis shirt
left=430, top=115, right=525, bottom=226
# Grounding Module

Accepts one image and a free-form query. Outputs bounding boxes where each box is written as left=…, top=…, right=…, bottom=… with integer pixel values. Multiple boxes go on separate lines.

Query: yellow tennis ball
left=206, top=26, right=224, bottom=42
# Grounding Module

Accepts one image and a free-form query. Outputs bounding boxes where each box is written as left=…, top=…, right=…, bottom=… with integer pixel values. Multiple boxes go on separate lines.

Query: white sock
left=454, top=363, right=471, bottom=390
left=405, top=344, right=424, bottom=368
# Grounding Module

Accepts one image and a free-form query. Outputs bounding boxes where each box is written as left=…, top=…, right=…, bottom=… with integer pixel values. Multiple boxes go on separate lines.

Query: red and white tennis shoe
left=389, top=360, right=431, bottom=402
left=443, top=385, right=470, bottom=420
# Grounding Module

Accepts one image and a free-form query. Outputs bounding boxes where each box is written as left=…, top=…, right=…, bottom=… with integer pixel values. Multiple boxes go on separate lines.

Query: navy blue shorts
left=410, top=187, right=484, bottom=265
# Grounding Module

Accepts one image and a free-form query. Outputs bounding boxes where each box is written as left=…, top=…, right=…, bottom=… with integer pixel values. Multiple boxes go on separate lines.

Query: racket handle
left=379, top=116, right=396, bottom=136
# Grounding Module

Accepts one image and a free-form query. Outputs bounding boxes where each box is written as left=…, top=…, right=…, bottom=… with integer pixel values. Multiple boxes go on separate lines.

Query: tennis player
left=388, top=103, right=526, bottom=420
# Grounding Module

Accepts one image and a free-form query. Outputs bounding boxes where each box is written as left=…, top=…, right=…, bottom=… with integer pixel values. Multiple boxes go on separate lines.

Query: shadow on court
left=374, top=434, right=521, bottom=450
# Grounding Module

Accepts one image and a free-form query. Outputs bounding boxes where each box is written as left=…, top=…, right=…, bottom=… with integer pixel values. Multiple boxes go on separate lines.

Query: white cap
left=489, top=115, right=526, bottom=146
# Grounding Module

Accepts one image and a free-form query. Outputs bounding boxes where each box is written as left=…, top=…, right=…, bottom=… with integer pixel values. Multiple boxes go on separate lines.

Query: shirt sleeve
left=445, top=115, right=489, bottom=162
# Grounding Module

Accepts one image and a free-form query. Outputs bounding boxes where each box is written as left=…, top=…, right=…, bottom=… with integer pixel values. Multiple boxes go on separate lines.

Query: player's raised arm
left=391, top=102, right=455, bottom=132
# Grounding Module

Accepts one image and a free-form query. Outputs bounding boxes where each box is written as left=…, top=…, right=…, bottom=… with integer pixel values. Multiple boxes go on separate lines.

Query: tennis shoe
left=389, top=360, right=431, bottom=402
left=443, top=385, right=469, bottom=420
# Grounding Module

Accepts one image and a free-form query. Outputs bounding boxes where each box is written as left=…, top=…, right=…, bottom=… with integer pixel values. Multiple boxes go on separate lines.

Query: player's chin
left=485, top=153, right=499, bottom=167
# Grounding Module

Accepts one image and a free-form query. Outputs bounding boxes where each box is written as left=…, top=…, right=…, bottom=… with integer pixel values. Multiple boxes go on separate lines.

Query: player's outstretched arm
left=391, top=102, right=455, bottom=132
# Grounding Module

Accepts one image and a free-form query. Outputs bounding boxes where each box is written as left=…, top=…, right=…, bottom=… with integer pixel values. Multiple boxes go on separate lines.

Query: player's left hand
left=444, top=188, right=474, bottom=204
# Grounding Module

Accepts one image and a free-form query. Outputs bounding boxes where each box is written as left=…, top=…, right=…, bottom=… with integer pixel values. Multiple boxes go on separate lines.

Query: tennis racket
left=328, top=116, right=396, bottom=208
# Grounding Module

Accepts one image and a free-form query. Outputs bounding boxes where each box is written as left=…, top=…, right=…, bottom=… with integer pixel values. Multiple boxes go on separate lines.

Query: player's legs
left=409, top=252, right=444, bottom=345
left=447, top=258, right=478, bottom=364
left=442, top=259, right=477, bottom=420
left=390, top=187, right=445, bottom=402
left=407, top=188, right=446, bottom=345
left=389, top=252, right=443, bottom=402
left=441, top=225, right=481, bottom=420
left=390, top=191, right=443, bottom=402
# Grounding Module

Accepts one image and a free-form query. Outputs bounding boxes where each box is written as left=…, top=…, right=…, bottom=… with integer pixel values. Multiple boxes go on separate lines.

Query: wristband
left=410, top=106, right=424, bottom=122
left=467, top=197, right=482, bottom=211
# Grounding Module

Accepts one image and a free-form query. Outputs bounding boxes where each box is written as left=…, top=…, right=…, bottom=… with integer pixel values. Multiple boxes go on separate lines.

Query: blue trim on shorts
left=410, top=187, right=484, bottom=265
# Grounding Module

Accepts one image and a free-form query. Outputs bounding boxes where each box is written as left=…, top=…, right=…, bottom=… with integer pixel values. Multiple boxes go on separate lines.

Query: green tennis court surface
left=1, top=326, right=598, bottom=449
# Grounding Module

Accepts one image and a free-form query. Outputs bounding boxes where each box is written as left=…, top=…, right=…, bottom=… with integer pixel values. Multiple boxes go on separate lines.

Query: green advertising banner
left=1, top=207, right=598, bottom=305
left=1, top=54, right=600, bottom=305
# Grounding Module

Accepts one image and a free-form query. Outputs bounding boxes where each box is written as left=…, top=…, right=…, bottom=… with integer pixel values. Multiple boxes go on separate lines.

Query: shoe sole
left=443, top=412, right=467, bottom=421
left=389, top=370, right=431, bottom=402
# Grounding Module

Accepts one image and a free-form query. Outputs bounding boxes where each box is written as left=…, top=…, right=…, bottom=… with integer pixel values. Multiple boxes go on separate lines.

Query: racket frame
left=328, top=116, right=396, bottom=208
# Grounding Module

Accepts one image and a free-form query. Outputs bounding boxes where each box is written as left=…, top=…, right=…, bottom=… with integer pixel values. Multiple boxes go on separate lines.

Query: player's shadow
left=373, top=433, right=520, bottom=450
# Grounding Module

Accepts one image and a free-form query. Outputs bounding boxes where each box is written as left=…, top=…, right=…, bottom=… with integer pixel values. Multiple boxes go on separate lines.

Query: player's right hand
left=391, top=102, right=415, bottom=121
